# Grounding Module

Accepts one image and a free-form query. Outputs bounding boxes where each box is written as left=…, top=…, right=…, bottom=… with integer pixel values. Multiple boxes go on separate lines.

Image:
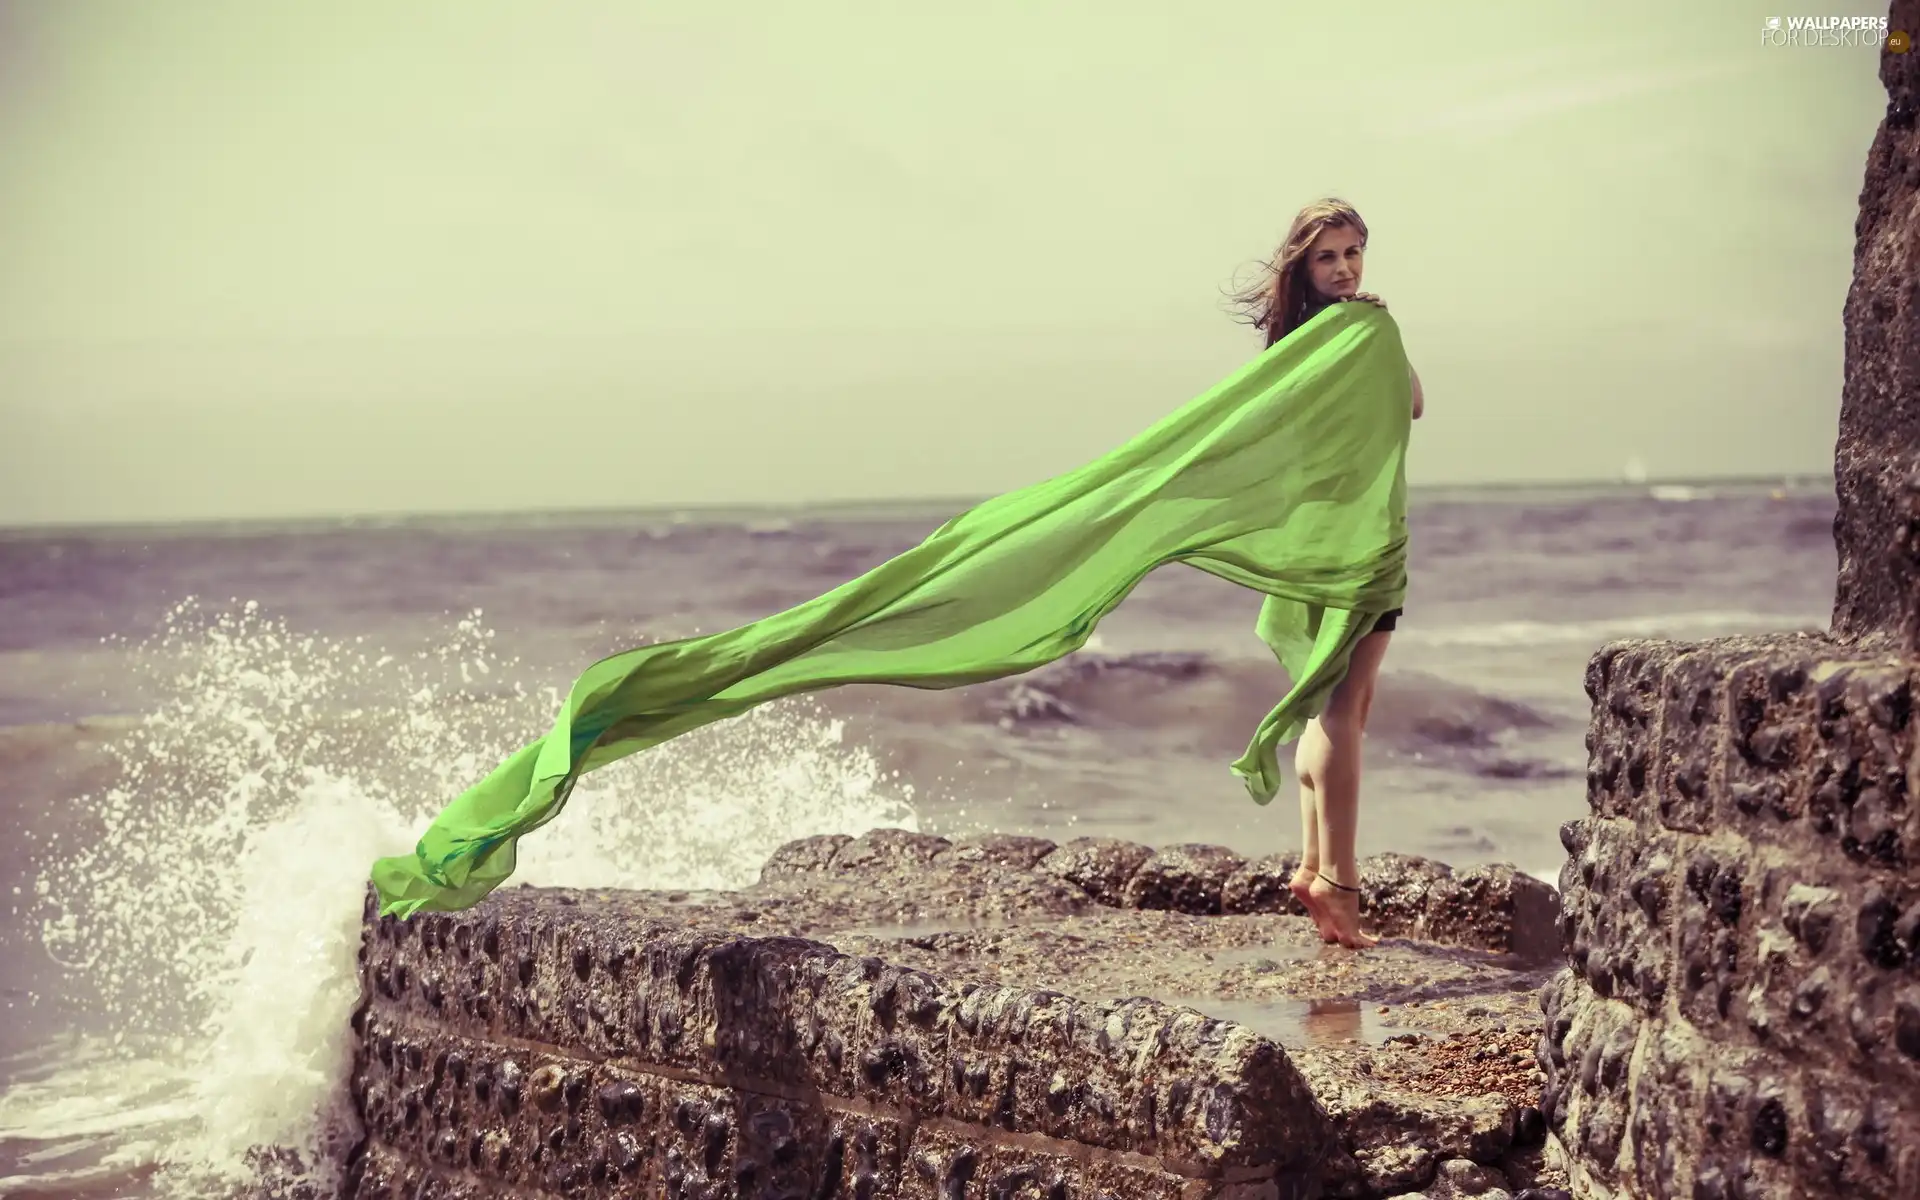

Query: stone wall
left=1541, top=16, right=1920, bottom=1196
left=1544, top=635, right=1920, bottom=1197
left=344, top=887, right=1331, bottom=1200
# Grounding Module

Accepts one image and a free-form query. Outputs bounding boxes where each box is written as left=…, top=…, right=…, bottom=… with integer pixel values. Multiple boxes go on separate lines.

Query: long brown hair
left=1227, top=198, right=1370, bottom=348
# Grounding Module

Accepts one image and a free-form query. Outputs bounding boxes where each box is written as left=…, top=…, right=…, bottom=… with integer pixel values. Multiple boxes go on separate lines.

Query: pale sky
left=0, top=1, right=1888, bottom=526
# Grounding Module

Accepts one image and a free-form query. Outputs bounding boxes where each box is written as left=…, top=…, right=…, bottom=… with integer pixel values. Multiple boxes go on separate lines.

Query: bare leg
left=1289, top=730, right=1340, bottom=942
left=1304, top=629, right=1394, bottom=948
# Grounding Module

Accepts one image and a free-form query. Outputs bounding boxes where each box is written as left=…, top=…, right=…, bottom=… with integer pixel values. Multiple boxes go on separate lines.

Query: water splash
left=15, top=599, right=917, bottom=1197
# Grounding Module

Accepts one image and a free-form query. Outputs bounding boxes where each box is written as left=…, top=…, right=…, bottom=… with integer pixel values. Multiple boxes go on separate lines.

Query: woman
left=371, top=204, right=1415, bottom=923
left=1234, top=198, right=1424, bottom=948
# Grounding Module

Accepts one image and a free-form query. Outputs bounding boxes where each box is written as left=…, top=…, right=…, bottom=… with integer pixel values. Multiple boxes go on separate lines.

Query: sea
left=0, top=479, right=1838, bottom=1198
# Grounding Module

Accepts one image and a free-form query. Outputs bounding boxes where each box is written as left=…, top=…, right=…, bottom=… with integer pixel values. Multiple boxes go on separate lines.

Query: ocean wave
left=5, top=598, right=920, bottom=1199
left=978, top=650, right=1567, bottom=765
left=986, top=650, right=1213, bottom=728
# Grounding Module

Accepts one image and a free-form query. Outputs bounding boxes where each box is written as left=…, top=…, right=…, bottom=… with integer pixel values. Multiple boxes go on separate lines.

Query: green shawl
left=371, top=302, right=1411, bottom=916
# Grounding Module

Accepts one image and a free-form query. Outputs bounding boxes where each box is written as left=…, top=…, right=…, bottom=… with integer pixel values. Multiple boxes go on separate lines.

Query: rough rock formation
left=1547, top=636, right=1920, bottom=1198
left=343, top=833, right=1566, bottom=1199
left=1537, top=22, right=1920, bottom=1199
left=1834, top=0, right=1920, bottom=647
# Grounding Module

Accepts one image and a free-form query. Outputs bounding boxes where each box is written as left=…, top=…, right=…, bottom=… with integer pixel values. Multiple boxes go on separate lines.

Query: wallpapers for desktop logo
left=1761, top=14, right=1907, bottom=50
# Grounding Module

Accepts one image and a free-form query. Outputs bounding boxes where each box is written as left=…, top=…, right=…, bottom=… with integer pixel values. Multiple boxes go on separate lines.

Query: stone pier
left=1537, top=13, right=1920, bottom=1199
left=343, top=835, right=1566, bottom=1199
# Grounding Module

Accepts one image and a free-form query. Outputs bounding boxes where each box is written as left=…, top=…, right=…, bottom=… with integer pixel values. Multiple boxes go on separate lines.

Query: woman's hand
left=1342, top=292, right=1387, bottom=309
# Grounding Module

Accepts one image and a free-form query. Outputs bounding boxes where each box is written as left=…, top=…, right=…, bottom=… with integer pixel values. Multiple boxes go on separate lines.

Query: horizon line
left=0, top=471, right=1837, bottom=540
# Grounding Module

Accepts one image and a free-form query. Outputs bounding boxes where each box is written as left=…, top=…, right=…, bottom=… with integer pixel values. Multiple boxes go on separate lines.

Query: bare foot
left=1308, top=873, right=1379, bottom=949
left=1289, top=866, right=1341, bottom=944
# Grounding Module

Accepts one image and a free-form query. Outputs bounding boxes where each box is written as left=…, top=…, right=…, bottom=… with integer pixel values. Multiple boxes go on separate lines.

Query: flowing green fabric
left=371, top=302, right=1411, bottom=916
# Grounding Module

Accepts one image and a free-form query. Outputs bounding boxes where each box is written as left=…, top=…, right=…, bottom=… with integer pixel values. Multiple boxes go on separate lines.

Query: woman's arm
left=1343, top=296, right=1422, bottom=419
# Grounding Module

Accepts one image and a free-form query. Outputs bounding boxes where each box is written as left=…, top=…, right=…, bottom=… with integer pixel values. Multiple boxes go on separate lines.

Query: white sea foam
left=13, top=599, right=917, bottom=1197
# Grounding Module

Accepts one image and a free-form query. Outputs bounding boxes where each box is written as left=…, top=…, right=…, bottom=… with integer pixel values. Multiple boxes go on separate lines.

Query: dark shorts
left=1372, top=608, right=1402, bottom=634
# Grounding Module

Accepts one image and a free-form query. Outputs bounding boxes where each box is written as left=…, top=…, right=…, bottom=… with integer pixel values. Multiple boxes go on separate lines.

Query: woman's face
left=1304, top=223, right=1364, bottom=301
